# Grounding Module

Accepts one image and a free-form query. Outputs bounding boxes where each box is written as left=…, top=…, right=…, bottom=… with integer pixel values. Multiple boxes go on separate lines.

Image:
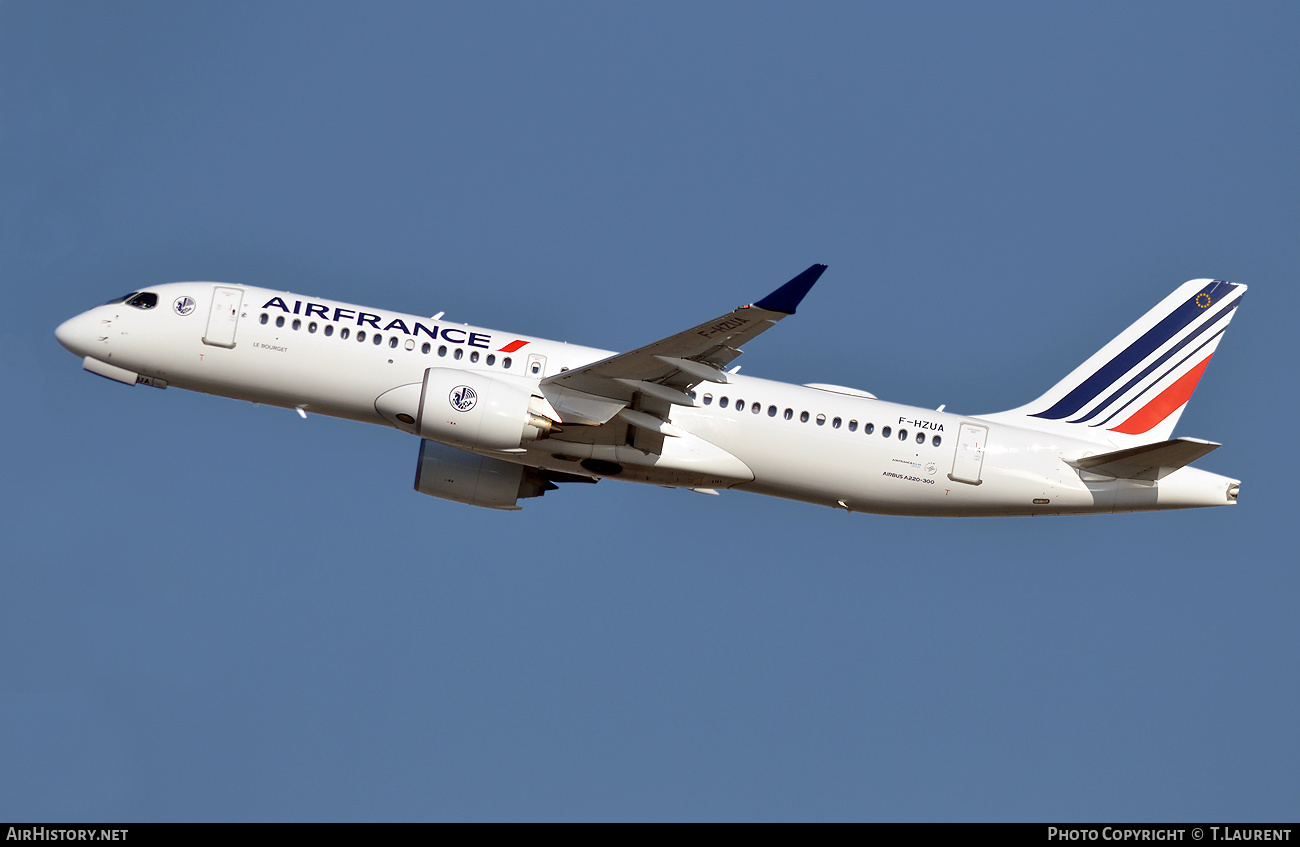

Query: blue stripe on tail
left=1066, top=296, right=1241, bottom=424
left=1031, top=281, right=1238, bottom=421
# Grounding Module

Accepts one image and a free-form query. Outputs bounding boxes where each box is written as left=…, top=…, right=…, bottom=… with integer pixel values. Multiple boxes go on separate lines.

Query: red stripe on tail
left=1109, top=356, right=1212, bottom=435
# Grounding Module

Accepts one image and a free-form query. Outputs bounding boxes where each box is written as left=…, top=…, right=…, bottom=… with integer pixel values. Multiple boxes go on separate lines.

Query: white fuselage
left=55, top=282, right=1239, bottom=516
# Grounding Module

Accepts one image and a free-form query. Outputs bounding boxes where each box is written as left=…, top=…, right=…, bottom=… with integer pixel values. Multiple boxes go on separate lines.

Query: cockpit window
left=125, top=292, right=158, bottom=310
left=102, top=292, right=137, bottom=305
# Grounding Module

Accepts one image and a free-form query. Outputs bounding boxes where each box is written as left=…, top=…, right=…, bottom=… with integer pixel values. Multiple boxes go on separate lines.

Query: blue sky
left=3, top=1, right=1298, bottom=821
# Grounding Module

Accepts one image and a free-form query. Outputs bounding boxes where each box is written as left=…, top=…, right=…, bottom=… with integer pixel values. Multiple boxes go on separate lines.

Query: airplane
left=54, top=265, right=1245, bottom=516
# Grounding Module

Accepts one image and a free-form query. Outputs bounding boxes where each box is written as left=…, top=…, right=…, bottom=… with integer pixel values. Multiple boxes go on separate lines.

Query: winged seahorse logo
left=449, top=385, right=477, bottom=412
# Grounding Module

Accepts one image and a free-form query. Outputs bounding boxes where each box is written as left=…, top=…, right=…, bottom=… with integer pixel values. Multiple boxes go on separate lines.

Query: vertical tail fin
left=985, top=279, right=1246, bottom=444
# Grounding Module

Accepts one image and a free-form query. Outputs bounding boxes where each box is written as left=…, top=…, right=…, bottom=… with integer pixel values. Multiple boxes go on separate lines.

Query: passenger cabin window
left=275, top=316, right=285, bottom=328
left=486, top=354, right=495, bottom=366
left=849, top=420, right=858, bottom=432
left=530, top=361, right=541, bottom=375
left=324, top=325, right=334, bottom=337
left=421, top=342, right=431, bottom=354
left=932, top=435, right=942, bottom=447
left=719, top=397, right=729, bottom=409
left=503, top=357, right=512, bottom=369
left=454, top=348, right=464, bottom=360
left=816, top=414, right=826, bottom=426
left=125, top=292, right=158, bottom=310
left=308, top=322, right=317, bottom=333
left=470, top=351, right=479, bottom=362
left=916, top=432, right=925, bottom=444
left=357, top=331, right=366, bottom=342
left=882, top=426, right=891, bottom=438
left=864, top=423, right=875, bottom=435
left=784, top=408, right=793, bottom=420
left=800, top=411, right=809, bottom=423
left=768, top=405, right=777, bottom=417
left=898, top=429, right=908, bottom=441
left=703, top=394, right=713, bottom=405
left=373, top=334, right=383, bottom=346
left=752, top=402, right=761, bottom=414
left=438, top=345, right=447, bottom=357
left=292, top=319, right=301, bottom=331
left=832, top=417, right=841, bottom=429
left=259, top=313, right=269, bottom=325
left=341, top=328, right=350, bottom=339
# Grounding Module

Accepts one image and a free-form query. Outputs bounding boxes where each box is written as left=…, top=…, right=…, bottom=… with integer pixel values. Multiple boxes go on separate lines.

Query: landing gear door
left=204, top=286, right=243, bottom=349
left=948, top=423, right=988, bottom=485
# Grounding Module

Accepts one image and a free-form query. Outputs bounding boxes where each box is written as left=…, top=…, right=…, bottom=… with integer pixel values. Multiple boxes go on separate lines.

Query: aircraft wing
left=538, top=264, right=827, bottom=425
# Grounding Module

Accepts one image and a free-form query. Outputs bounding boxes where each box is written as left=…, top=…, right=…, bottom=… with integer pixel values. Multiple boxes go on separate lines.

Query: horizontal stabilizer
left=1070, top=437, right=1220, bottom=481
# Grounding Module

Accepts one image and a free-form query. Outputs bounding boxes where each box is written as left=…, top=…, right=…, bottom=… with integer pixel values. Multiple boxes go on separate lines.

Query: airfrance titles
left=261, top=298, right=495, bottom=349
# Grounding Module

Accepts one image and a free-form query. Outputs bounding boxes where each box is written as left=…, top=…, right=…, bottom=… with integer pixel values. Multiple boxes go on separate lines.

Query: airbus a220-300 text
left=55, top=265, right=1245, bottom=515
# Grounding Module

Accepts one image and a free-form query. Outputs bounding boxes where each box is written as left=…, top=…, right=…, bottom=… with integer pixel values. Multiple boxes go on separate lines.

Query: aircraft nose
left=55, top=311, right=97, bottom=357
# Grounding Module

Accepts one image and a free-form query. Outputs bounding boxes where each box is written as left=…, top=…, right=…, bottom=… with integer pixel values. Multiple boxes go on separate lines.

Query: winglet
left=753, top=264, right=827, bottom=314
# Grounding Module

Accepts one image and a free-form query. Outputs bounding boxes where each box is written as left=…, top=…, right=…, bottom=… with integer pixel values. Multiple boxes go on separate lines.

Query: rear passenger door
left=948, top=423, right=988, bottom=485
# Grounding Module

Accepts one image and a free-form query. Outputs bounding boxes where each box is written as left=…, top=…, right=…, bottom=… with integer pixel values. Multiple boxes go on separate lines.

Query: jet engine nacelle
left=374, top=367, right=553, bottom=452
left=414, top=439, right=560, bottom=510
left=420, top=367, right=553, bottom=450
